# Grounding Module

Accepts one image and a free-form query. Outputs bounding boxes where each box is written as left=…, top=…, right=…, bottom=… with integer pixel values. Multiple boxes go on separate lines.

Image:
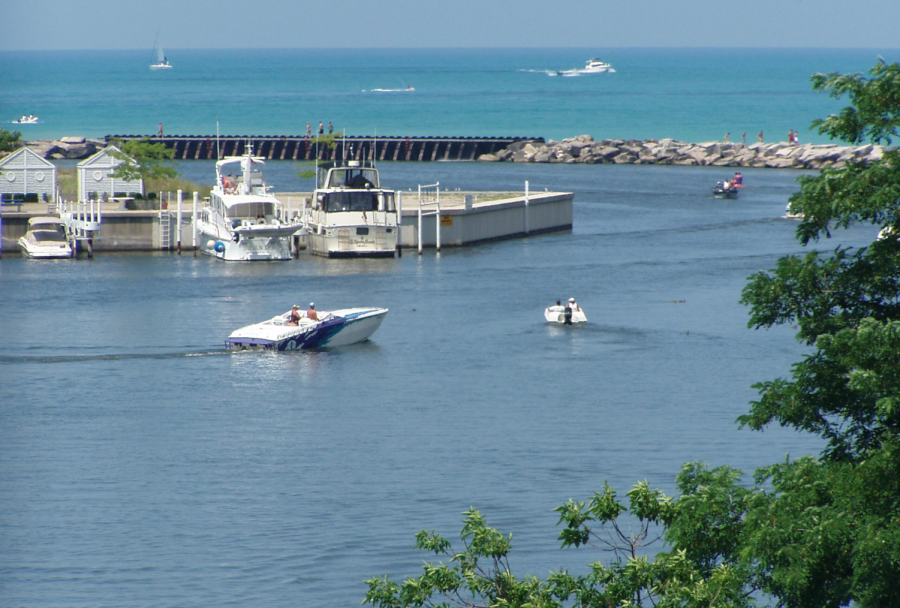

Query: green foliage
left=0, top=127, right=22, bottom=153
left=811, top=59, right=900, bottom=145
left=295, top=132, right=343, bottom=181
left=107, top=138, right=178, bottom=182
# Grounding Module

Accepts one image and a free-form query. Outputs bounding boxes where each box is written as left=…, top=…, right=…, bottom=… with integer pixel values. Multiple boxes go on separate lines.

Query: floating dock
left=107, top=135, right=542, bottom=162
left=1, top=190, right=572, bottom=254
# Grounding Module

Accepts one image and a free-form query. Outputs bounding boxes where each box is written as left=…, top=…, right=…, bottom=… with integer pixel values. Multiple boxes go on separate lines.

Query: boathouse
left=77, top=146, right=143, bottom=202
left=0, top=147, right=57, bottom=202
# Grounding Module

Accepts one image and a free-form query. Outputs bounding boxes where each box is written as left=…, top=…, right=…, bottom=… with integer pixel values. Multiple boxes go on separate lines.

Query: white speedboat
left=195, top=146, right=304, bottom=261
left=226, top=307, right=388, bottom=351
left=544, top=302, right=587, bottom=324
left=583, top=58, right=614, bottom=73
left=303, top=160, right=399, bottom=258
left=712, top=182, right=739, bottom=199
left=12, top=115, right=39, bottom=124
left=18, top=217, right=73, bottom=259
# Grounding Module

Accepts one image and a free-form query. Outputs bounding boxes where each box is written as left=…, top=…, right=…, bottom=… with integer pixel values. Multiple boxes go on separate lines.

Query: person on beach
left=758, top=131, right=764, bottom=143
left=306, top=302, right=319, bottom=322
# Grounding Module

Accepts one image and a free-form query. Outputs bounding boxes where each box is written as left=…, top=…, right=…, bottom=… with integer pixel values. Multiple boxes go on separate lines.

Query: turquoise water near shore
left=2, top=47, right=897, bottom=144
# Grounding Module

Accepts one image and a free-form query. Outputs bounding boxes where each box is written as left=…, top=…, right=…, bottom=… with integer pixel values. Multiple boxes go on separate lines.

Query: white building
left=0, top=147, right=57, bottom=201
left=77, top=145, right=144, bottom=202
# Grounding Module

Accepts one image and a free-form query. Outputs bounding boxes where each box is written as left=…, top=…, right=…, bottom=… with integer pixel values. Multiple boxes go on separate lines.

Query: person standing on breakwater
left=742, top=131, right=747, bottom=144
left=306, top=122, right=312, bottom=137
left=328, top=122, right=333, bottom=134
left=724, top=132, right=730, bottom=143
left=788, top=129, right=794, bottom=145
left=758, top=130, right=764, bottom=143
left=318, top=121, right=324, bottom=135
left=157, top=123, right=164, bottom=138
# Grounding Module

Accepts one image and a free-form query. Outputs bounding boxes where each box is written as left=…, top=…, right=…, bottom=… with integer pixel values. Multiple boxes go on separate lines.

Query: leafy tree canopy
left=107, top=138, right=178, bottom=182
left=0, top=127, right=23, bottom=153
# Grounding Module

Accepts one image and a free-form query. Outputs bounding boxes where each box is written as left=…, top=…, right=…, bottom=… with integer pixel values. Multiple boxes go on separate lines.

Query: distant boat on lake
left=149, top=34, right=173, bottom=70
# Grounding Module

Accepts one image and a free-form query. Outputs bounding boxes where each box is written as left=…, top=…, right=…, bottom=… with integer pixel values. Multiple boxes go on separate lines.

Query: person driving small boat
left=306, top=303, right=318, bottom=322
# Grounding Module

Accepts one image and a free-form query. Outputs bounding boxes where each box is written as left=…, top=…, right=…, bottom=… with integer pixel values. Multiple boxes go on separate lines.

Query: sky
left=1, top=0, right=899, bottom=51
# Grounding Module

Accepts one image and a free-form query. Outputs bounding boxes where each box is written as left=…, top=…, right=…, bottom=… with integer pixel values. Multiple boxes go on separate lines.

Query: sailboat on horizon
left=149, top=33, right=173, bottom=70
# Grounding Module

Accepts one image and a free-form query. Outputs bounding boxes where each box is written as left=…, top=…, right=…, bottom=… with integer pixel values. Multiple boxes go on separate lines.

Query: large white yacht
left=302, top=160, right=399, bottom=258
left=583, top=58, right=615, bottom=73
left=195, top=148, right=304, bottom=261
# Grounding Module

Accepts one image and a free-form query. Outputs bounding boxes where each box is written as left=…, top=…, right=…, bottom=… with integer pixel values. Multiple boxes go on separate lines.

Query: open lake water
left=0, top=47, right=890, bottom=606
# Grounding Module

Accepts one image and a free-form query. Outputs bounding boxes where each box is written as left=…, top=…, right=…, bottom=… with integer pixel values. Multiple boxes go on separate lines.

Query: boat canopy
left=319, top=165, right=380, bottom=189
left=27, top=216, right=66, bottom=228
left=315, top=190, right=394, bottom=213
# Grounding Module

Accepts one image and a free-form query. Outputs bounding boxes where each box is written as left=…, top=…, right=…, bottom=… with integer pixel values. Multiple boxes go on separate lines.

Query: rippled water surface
left=0, top=162, right=874, bottom=607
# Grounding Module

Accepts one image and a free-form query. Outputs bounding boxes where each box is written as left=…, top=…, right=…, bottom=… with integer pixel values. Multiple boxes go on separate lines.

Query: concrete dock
left=1, top=190, right=573, bottom=254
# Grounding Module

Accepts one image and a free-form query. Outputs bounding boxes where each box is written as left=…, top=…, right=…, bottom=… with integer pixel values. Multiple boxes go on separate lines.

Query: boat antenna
left=373, top=127, right=377, bottom=168
left=342, top=129, right=346, bottom=164
left=216, top=118, right=220, bottom=160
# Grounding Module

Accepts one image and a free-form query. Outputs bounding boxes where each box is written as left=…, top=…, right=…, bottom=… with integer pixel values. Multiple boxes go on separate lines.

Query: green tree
left=107, top=138, right=178, bottom=182
left=736, top=59, right=900, bottom=606
left=0, top=127, right=22, bottom=153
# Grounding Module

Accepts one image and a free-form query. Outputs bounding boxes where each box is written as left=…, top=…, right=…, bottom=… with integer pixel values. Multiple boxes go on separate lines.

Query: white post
left=176, top=189, right=183, bottom=253
left=435, top=182, right=441, bottom=253
left=192, top=191, right=198, bottom=251
left=417, top=185, right=423, bottom=255
left=396, top=191, right=403, bottom=255
left=525, top=180, right=530, bottom=235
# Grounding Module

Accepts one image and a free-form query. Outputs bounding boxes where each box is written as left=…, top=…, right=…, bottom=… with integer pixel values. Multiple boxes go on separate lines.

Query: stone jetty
left=24, top=136, right=108, bottom=160
left=478, top=135, right=888, bottom=170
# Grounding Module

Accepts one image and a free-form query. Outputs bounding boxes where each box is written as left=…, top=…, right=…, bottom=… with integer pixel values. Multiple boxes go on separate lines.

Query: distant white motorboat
left=195, top=145, right=305, bottom=261
left=544, top=301, right=587, bottom=324
left=149, top=35, right=173, bottom=70
left=226, top=307, right=388, bottom=351
left=18, top=217, right=73, bottom=259
left=583, top=58, right=614, bottom=73
left=12, top=114, right=39, bottom=124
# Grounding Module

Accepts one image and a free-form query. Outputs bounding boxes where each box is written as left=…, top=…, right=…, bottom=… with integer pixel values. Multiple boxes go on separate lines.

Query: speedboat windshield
left=32, top=230, right=67, bottom=242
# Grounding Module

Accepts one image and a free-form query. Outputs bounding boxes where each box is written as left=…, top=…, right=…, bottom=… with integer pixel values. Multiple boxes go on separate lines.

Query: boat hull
left=18, top=236, right=73, bottom=259
left=197, top=223, right=299, bottom=261
left=544, top=308, right=587, bottom=324
left=306, top=227, right=398, bottom=259
left=226, top=308, right=388, bottom=351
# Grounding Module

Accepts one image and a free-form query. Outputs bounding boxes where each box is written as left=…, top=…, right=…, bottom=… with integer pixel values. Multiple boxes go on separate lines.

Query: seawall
left=479, top=135, right=889, bottom=170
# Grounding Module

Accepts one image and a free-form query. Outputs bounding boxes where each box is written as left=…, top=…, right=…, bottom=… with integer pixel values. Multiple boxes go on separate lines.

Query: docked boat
left=195, top=147, right=304, bottom=261
left=18, top=217, right=73, bottom=259
left=226, top=306, right=388, bottom=351
left=712, top=182, right=739, bottom=199
left=303, top=160, right=399, bottom=258
left=544, top=300, right=587, bottom=324
left=583, top=58, right=614, bottom=73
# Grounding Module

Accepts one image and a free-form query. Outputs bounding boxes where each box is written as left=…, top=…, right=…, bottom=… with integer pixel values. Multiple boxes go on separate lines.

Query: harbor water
left=0, top=161, right=876, bottom=607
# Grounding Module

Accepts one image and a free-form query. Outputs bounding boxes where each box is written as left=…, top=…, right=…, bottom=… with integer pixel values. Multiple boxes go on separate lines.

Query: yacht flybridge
left=195, top=147, right=304, bottom=261
left=303, top=160, right=399, bottom=258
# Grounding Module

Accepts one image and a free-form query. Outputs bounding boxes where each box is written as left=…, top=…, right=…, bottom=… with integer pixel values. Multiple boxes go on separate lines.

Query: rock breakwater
left=479, top=135, right=888, bottom=170
left=24, top=137, right=107, bottom=160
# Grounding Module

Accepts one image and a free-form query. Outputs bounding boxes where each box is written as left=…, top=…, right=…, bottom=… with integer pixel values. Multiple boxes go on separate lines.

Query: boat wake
left=0, top=350, right=231, bottom=365
left=364, top=87, right=415, bottom=92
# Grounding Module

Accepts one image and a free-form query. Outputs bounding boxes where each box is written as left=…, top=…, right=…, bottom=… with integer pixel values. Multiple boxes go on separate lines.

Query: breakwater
left=106, top=135, right=540, bottom=162
left=480, top=135, right=889, bottom=170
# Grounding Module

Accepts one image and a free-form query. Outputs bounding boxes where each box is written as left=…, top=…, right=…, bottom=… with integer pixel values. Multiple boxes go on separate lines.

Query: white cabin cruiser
left=583, top=58, right=614, bottom=73
left=195, top=147, right=304, bottom=261
left=544, top=300, right=587, bottom=324
left=226, top=306, right=388, bottom=351
left=18, top=217, right=73, bottom=259
left=303, top=160, right=399, bottom=258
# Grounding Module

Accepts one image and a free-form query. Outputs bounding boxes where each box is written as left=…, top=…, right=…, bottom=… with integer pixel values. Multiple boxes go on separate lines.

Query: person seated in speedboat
left=733, top=172, right=743, bottom=186
left=306, top=302, right=319, bottom=322
left=548, top=300, right=565, bottom=312
left=286, top=304, right=301, bottom=326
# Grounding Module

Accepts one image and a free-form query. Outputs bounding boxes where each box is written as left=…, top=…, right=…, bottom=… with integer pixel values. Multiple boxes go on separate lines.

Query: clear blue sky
left=2, top=0, right=899, bottom=50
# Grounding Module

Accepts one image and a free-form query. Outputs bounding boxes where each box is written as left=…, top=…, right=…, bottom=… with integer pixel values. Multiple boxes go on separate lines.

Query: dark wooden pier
left=106, top=135, right=541, bottom=162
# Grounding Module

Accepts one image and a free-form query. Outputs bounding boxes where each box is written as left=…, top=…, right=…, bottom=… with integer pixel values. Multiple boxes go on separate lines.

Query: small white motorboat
left=18, top=217, right=73, bottom=259
left=544, top=301, right=587, bottom=324
left=12, top=114, right=39, bottom=124
left=226, top=307, right=388, bottom=351
left=712, top=182, right=739, bottom=199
